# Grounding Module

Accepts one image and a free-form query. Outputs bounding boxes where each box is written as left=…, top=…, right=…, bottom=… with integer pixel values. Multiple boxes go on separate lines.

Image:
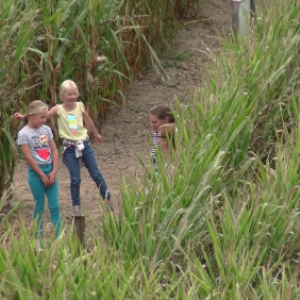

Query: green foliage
left=0, top=0, right=197, bottom=118
left=3, top=0, right=300, bottom=298
left=0, top=0, right=198, bottom=206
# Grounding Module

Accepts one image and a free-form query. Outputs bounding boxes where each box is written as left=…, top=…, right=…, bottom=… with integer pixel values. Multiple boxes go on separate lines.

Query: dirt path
left=10, top=0, right=232, bottom=239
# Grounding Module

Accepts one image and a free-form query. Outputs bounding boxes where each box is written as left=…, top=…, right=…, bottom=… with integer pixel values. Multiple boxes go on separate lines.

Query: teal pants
left=28, top=164, right=61, bottom=238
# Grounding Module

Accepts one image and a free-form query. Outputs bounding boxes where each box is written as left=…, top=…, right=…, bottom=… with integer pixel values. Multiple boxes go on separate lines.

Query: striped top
left=151, top=132, right=157, bottom=170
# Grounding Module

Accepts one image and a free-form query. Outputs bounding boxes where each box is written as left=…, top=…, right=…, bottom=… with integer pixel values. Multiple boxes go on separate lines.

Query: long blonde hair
left=23, top=100, right=48, bottom=126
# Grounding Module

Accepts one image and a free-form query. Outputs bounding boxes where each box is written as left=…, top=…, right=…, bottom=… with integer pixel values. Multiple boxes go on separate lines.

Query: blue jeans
left=64, top=140, right=111, bottom=206
left=28, top=164, right=61, bottom=239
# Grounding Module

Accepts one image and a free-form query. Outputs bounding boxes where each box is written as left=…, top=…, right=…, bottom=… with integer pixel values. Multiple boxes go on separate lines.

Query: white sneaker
left=72, top=205, right=82, bottom=216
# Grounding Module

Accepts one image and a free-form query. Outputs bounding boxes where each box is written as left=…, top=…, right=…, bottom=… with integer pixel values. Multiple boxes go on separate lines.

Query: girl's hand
left=95, top=133, right=103, bottom=144
left=40, top=173, right=50, bottom=187
left=14, top=113, right=24, bottom=120
left=48, top=171, right=57, bottom=186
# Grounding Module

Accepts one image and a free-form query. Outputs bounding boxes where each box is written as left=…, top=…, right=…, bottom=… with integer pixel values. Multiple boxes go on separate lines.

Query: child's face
left=60, top=85, right=79, bottom=105
left=149, top=114, right=169, bottom=132
left=30, top=109, right=48, bottom=128
left=157, top=130, right=168, bottom=152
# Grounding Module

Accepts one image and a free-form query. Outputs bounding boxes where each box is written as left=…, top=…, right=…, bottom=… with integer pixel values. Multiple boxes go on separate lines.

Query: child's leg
left=82, top=141, right=111, bottom=200
left=28, top=168, right=45, bottom=238
left=64, top=147, right=82, bottom=206
left=45, top=178, right=61, bottom=239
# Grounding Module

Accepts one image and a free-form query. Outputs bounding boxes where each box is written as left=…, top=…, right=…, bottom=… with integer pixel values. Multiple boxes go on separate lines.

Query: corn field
left=2, top=0, right=300, bottom=298
left=0, top=0, right=200, bottom=200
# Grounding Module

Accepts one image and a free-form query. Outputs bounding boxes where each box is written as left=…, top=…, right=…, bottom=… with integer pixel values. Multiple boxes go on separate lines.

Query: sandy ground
left=9, top=0, right=232, bottom=240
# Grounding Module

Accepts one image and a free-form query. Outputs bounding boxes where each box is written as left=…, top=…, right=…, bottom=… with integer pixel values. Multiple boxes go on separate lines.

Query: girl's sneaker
left=72, top=205, right=82, bottom=216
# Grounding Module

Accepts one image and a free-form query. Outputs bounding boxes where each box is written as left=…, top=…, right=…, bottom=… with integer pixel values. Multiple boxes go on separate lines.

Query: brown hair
left=158, top=123, right=176, bottom=149
left=150, top=105, right=174, bottom=123
left=23, top=100, right=48, bottom=126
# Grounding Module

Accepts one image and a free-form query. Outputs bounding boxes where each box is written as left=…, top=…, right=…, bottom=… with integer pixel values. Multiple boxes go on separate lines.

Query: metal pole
left=232, top=0, right=255, bottom=38
left=250, top=0, right=256, bottom=18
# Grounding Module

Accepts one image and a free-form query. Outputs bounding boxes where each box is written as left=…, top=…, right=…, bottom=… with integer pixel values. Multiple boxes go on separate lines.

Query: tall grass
left=0, top=6, right=19, bottom=198
left=3, top=0, right=300, bottom=298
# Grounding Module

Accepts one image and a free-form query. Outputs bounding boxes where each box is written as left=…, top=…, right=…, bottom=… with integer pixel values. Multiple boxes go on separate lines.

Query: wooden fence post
left=73, top=215, right=86, bottom=249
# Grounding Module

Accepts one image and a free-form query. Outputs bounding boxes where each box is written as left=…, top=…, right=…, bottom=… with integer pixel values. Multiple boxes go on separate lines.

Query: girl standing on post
left=15, top=80, right=112, bottom=216
left=16, top=100, right=61, bottom=246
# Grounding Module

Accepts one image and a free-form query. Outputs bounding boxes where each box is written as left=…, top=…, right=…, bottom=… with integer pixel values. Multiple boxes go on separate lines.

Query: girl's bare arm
left=82, top=107, right=103, bottom=143
left=49, top=139, right=59, bottom=174
left=14, top=106, right=58, bottom=120
left=48, top=139, right=59, bottom=185
left=47, top=106, right=58, bottom=118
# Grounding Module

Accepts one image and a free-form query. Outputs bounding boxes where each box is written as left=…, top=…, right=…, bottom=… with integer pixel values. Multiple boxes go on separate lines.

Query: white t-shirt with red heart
left=17, top=125, right=53, bottom=165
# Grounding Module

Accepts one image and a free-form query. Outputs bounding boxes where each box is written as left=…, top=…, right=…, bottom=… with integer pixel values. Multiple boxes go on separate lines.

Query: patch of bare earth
left=9, top=0, right=232, bottom=241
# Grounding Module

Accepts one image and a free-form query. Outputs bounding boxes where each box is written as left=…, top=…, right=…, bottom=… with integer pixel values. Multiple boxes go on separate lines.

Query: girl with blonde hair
left=16, top=100, right=61, bottom=247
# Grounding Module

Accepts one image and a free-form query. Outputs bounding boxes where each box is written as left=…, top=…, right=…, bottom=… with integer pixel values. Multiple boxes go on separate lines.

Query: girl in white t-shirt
left=16, top=100, right=61, bottom=246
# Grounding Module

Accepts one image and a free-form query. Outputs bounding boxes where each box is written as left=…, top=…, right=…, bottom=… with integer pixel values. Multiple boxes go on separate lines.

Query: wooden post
left=73, top=215, right=86, bottom=248
left=232, top=0, right=255, bottom=38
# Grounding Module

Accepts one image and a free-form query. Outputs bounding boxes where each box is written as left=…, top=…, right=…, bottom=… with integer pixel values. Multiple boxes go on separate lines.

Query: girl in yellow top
left=15, top=80, right=111, bottom=215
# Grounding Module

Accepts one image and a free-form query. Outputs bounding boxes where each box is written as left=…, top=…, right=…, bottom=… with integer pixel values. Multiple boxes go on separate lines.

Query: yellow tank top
left=57, top=102, right=87, bottom=141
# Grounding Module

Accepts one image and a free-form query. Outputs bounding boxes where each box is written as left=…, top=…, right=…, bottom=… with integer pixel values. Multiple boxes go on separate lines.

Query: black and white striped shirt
left=151, top=132, right=157, bottom=169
